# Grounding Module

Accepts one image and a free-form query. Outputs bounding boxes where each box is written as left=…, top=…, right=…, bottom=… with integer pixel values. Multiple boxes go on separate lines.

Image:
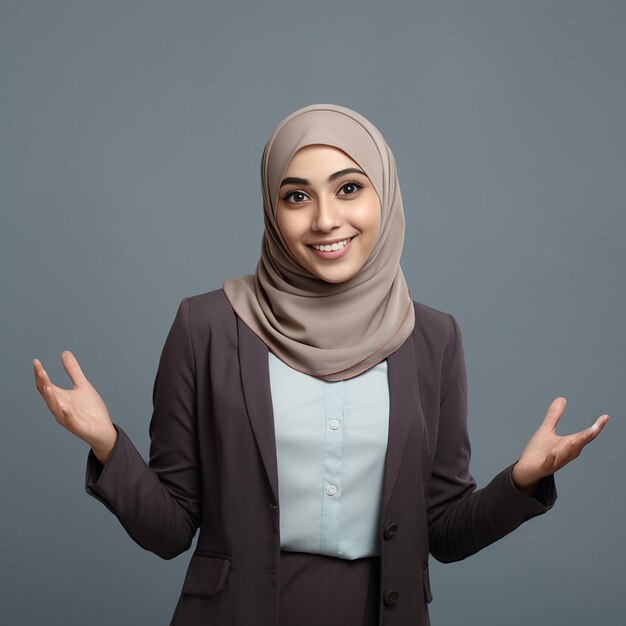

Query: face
left=275, top=144, right=381, bottom=284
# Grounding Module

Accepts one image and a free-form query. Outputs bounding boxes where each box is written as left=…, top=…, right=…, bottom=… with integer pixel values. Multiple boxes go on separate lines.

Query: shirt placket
left=320, top=380, right=345, bottom=555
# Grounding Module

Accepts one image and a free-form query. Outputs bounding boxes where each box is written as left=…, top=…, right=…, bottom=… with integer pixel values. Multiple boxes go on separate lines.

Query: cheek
left=276, top=210, right=304, bottom=253
left=362, top=196, right=381, bottom=241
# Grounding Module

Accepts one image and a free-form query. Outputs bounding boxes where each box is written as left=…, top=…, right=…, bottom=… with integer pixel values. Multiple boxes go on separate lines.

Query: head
left=275, top=144, right=381, bottom=284
left=259, top=103, right=405, bottom=294
left=223, top=104, right=414, bottom=379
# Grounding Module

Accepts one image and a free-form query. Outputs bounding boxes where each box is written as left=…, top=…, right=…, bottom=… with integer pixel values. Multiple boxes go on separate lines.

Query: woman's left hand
left=511, top=396, right=609, bottom=496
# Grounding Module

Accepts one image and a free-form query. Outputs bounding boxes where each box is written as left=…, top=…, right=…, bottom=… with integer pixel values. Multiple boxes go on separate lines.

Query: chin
left=313, top=269, right=358, bottom=284
left=318, top=276, right=346, bottom=284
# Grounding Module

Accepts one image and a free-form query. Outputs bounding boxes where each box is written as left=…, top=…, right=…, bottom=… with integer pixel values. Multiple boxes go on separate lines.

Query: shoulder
left=179, top=288, right=237, bottom=333
left=410, top=299, right=459, bottom=348
left=186, top=287, right=232, bottom=312
left=409, top=300, right=465, bottom=392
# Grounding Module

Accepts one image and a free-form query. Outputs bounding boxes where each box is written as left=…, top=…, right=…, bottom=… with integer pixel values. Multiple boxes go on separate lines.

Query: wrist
left=91, top=426, right=117, bottom=465
left=512, top=461, right=540, bottom=496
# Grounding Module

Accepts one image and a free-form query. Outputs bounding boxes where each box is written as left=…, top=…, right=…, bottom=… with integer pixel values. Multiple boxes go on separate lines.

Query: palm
left=33, top=350, right=114, bottom=449
left=512, top=397, right=609, bottom=492
left=53, top=379, right=109, bottom=440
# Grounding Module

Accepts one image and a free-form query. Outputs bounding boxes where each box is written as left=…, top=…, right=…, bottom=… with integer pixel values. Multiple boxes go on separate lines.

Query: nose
left=312, top=195, right=342, bottom=232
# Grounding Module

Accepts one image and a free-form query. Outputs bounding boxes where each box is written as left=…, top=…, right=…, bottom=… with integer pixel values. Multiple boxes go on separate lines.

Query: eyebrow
left=279, top=167, right=367, bottom=188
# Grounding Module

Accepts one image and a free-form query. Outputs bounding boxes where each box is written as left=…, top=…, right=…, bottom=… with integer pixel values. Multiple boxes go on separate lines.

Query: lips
left=307, top=236, right=355, bottom=260
left=306, top=236, right=355, bottom=251
left=309, top=237, right=351, bottom=252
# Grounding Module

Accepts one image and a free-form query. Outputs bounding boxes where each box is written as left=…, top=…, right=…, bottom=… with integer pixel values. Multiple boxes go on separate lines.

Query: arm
left=427, top=314, right=557, bottom=564
left=85, top=297, right=201, bottom=560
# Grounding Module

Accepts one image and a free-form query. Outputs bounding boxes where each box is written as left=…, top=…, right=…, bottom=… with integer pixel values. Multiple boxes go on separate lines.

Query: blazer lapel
left=237, top=317, right=279, bottom=505
left=381, top=332, right=423, bottom=514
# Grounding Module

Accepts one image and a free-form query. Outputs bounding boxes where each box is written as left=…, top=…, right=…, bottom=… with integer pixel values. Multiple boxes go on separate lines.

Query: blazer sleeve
left=427, top=314, right=557, bottom=564
left=84, top=297, right=201, bottom=560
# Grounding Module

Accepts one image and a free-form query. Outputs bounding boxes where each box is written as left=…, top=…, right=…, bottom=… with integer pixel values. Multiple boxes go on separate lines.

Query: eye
left=338, top=181, right=363, bottom=196
left=282, top=190, right=310, bottom=204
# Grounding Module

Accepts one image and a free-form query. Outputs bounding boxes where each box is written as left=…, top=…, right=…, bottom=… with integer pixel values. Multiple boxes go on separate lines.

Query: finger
left=556, top=421, right=607, bottom=469
left=33, top=358, right=44, bottom=390
left=33, top=360, right=77, bottom=428
left=571, top=414, right=610, bottom=448
left=591, top=413, right=610, bottom=434
left=61, top=350, right=88, bottom=388
left=542, top=414, right=610, bottom=475
left=39, top=380, right=65, bottom=422
left=541, top=396, right=567, bottom=431
left=33, top=358, right=44, bottom=389
left=33, top=359, right=54, bottom=394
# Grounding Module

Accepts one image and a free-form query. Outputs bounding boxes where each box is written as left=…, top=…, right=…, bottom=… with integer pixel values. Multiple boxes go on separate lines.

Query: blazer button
left=383, top=589, right=400, bottom=606
left=383, top=522, right=398, bottom=539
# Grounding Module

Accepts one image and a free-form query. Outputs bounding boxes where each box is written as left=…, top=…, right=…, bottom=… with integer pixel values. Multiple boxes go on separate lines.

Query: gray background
left=2, top=0, right=624, bottom=624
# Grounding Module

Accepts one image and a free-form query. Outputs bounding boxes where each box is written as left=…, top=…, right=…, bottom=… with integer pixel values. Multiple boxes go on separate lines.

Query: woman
left=32, top=103, right=608, bottom=626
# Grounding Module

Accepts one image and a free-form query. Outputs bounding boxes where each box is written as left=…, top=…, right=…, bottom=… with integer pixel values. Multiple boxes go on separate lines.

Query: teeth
left=311, top=238, right=351, bottom=252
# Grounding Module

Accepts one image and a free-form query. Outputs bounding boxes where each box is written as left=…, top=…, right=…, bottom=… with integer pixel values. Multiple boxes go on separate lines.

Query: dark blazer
left=85, top=289, right=556, bottom=626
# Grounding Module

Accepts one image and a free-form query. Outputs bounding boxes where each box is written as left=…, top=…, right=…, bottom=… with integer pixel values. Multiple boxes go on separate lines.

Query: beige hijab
left=222, top=103, right=415, bottom=381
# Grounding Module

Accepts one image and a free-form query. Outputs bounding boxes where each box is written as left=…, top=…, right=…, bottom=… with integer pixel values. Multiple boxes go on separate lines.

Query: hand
left=512, top=396, right=609, bottom=495
left=33, top=351, right=117, bottom=464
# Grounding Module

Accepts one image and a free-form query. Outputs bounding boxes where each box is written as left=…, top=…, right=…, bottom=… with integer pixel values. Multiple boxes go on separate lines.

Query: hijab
left=222, top=103, right=415, bottom=381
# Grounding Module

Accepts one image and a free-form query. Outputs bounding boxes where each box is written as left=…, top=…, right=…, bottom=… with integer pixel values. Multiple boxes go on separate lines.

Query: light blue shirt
left=268, top=351, right=390, bottom=560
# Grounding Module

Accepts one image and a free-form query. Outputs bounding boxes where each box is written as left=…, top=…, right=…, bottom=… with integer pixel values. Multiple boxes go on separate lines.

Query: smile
left=308, top=237, right=354, bottom=252
left=307, top=236, right=355, bottom=260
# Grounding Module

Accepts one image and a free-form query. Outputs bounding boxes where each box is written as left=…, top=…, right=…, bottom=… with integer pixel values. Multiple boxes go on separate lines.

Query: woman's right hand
left=33, top=350, right=117, bottom=465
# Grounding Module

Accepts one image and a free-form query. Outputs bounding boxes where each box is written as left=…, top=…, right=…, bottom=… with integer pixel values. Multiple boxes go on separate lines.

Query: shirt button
left=326, top=484, right=337, bottom=496
left=329, top=419, right=341, bottom=430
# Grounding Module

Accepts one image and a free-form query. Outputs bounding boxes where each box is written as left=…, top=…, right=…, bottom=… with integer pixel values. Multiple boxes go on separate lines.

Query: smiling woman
left=276, top=144, right=381, bottom=284
left=33, top=103, right=608, bottom=626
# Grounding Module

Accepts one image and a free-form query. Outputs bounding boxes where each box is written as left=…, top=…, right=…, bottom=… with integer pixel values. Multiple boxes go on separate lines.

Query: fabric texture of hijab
left=222, top=103, right=415, bottom=382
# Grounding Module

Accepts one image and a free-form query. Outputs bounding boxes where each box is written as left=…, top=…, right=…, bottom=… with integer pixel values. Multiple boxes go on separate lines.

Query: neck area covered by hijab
left=222, top=103, right=415, bottom=382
